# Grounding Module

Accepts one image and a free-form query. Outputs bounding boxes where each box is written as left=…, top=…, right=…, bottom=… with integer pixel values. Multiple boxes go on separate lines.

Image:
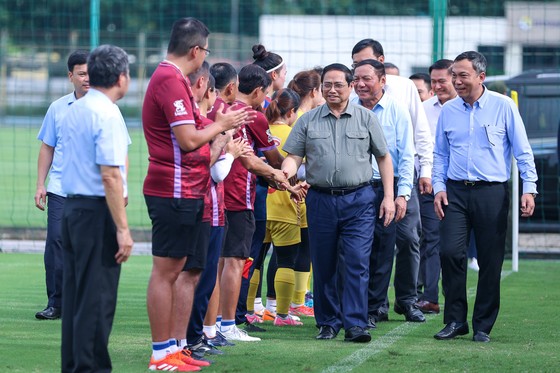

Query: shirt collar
left=320, top=101, right=354, bottom=118
left=373, top=91, right=388, bottom=111
left=462, top=85, right=488, bottom=109
left=66, top=92, right=79, bottom=105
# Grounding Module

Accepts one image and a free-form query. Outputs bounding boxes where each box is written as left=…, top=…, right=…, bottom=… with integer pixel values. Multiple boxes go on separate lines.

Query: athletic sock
left=167, top=338, right=179, bottom=353
left=293, top=271, right=310, bottom=306
left=203, top=324, right=216, bottom=339
left=152, top=340, right=169, bottom=361
left=247, top=269, right=261, bottom=313
left=274, top=267, right=295, bottom=315
left=178, top=339, right=187, bottom=349
left=266, top=298, right=277, bottom=313
left=216, top=315, right=222, bottom=329
left=220, top=319, right=235, bottom=333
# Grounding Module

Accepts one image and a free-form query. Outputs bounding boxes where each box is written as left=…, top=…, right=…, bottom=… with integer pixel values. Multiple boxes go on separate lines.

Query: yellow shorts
left=266, top=221, right=301, bottom=247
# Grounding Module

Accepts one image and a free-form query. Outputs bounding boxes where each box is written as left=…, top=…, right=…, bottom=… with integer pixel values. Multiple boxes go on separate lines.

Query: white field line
left=322, top=270, right=513, bottom=373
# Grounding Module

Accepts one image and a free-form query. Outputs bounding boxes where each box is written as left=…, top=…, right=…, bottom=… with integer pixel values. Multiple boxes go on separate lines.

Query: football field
left=1, top=254, right=558, bottom=372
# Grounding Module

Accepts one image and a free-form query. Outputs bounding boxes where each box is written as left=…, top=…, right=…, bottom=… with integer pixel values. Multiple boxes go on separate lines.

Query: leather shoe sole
left=394, top=303, right=426, bottom=322
left=344, top=326, right=371, bottom=343
left=434, top=322, right=469, bottom=340
left=473, top=331, right=490, bottom=342
left=316, top=325, right=337, bottom=340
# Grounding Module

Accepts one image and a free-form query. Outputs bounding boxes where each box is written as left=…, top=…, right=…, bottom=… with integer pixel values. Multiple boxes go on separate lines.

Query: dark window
left=523, top=46, right=560, bottom=70
left=478, top=45, right=505, bottom=76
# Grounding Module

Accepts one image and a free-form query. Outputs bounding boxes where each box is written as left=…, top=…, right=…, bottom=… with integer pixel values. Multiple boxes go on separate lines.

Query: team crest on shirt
left=173, top=99, right=188, bottom=116
left=266, top=129, right=281, bottom=147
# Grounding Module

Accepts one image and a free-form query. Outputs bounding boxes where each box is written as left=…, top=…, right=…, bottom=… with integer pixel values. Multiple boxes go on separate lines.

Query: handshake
left=269, top=169, right=309, bottom=202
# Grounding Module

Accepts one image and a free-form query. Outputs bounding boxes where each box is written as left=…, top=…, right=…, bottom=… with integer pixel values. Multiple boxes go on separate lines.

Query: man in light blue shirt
left=353, top=59, right=422, bottom=327
left=34, top=50, right=89, bottom=320
left=433, top=51, right=537, bottom=343
left=60, top=44, right=133, bottom=372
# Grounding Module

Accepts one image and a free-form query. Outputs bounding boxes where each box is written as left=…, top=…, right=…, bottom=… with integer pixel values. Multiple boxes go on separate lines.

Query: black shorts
left=222, top=210, right=255, bottom=258
left=183, top=222, right=211, bottom=271
left=145, top=195, right=204, bottom=258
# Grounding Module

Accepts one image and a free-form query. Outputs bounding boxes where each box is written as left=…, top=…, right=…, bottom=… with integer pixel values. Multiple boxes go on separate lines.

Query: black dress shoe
left=366, top=314, right=377, bottom=330
left=394, top=303, right=426, bottom=322
left=344, top=326, right=371, bottom=343
left=35, top=306, right=61, bottom=320
left=434, top=322, right=469, bottom=340
left=370, top=310, right=389, bottom=323
left=316, top=325, right=337, bottom=340
left=473, top=331, right=490, bottom=343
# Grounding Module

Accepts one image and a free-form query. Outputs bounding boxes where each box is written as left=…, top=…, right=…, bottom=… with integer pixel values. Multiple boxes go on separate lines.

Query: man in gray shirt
left=282, top=63, right=395, bottom=343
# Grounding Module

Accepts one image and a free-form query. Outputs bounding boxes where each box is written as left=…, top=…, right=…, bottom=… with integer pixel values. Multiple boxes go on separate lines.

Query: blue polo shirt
left=61, top=88, right=130, bottom=197
left=37, top=92, right=77, bottom=197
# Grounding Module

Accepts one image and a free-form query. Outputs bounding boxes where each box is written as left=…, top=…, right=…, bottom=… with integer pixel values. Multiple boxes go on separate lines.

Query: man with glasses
left=282, top=63, right=395, bottom=343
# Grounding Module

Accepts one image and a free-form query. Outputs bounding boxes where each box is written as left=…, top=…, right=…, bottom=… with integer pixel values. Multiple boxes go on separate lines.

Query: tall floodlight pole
left=430, top=0, right=447, bottom=62
left=90, top=0, right=100, bottom=49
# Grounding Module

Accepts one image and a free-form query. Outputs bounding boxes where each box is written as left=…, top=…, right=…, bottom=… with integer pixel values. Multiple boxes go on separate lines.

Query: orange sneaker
left=263, top=309, right=276, bottom=321
left=171, top=349, right=211, bottom=367
left=148, top=354, right=201, bottom=372
left=289, top=304, right=315, bottom=317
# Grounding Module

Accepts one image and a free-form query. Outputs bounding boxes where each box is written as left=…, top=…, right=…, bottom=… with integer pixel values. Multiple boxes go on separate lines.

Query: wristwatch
left=400, top=195, right=410, bottom=202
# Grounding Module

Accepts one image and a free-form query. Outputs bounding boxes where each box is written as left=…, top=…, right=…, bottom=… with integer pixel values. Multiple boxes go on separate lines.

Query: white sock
left=220, top=319, right=235, bottom=333
left=203, top=324, right=216, bottom=339
left=178, top=338, right=187, bottom=348
left=266, top=299, right=277, bottom=313
left=166, top=338, right=179, bottom=353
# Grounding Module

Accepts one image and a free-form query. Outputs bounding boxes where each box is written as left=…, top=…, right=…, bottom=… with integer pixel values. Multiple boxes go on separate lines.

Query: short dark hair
left=321, top=63, right=353, bottom=84
left=188, top=61, right=209, bottom=85
left=167, top=17, right=210, bottom=56
left=409, top=72, right=431, bottom=89
left=351, top=39, right=384, bottom=58
left=353, top=59, right=385, bottom=79
left=87, top=45, right=129, bottom=88
left=238, top=64, right=272, bottom=94
left=252, top=44, right=283, bottom=74
left=454, top=51, right=487, bottom=74
left=67, top=50, right=89, bottom=72
left=429, top=59, right=453, bottom=74
left=210, top=62, right=237, bottom=90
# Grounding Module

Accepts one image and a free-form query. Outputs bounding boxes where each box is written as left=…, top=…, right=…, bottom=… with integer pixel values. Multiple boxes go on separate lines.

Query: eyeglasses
left=322, top=82, right=348, bottom=90
left=198, top=46, right=211, bottom=56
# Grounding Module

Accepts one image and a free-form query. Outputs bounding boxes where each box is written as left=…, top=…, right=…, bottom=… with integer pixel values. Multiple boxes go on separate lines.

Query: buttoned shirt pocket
left=307, top=130, right=331, bottom=156
left=345, top=130, right=369, bottom=156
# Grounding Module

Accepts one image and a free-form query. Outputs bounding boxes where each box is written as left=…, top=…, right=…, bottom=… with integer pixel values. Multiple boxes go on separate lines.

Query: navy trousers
left=418, top=192, right=441, bottom=304
left=307, top=186, right=375, bottom=332
left=187, top=226, right=224, bottom=342
left=44, top=192, right=65, bottom=308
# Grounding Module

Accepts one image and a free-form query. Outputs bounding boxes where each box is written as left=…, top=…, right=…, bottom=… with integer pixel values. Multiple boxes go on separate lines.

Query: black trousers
left=440, top=181, right=509, bottom=334
left=45, top=193, right=65, bottom=308
left=61, top=197, right=121, bottom=373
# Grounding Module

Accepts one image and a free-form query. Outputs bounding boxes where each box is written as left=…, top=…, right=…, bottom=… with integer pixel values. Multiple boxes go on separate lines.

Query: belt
left=370, top=177, right=398, bottom=189
left=67, top=194, right=105, bottom=200
left=311, top=182, right=370, bottom=196
left=448, top=179, right=505, bottom=187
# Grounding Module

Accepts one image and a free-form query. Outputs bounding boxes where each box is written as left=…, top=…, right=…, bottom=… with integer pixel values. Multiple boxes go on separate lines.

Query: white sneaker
left=221, top=326, right=261, bottom=342
left=468, top=258, right=480, bottom=272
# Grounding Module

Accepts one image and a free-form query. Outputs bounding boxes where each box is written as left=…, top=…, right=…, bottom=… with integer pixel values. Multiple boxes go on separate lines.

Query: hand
left=520, top=193, right=535, bottom=217
left=379, top=197, right=396, bottom=227
left=271, top=169, right=290, bottom=190
left=434, top=191, right=448, bottom=220
left=225, top=137, right=253, bottom=159
left=394, top=196, right=407, bottom=222
left=115, top=228, right=134, bottom=264
left=288, top=181, right=309, bottom=202
left=418, top=177, right=432, bottom=195
left=215, top=103, right=251, bottom=131
left=34, top=186, right=47, bottom=211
